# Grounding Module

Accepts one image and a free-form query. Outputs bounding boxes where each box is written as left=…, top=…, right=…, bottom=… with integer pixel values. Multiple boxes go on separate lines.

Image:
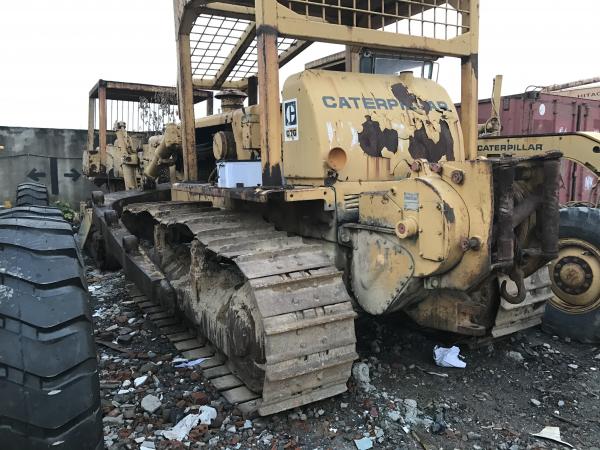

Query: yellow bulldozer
left=84, top=0, right=563, bottom=415
left=299, top=54, right=600, bottom=343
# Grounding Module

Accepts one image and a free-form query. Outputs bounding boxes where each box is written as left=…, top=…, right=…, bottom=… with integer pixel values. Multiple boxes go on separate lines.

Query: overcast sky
left=0, top=0, right=598, bottom=130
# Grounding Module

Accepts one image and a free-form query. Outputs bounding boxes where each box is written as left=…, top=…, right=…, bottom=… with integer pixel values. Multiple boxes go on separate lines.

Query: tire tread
left=0, top=199, right=102, bottom=450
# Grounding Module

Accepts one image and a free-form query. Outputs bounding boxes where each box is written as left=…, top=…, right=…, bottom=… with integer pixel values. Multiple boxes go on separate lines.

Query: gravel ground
left=88, top=266, right=600, bottom=450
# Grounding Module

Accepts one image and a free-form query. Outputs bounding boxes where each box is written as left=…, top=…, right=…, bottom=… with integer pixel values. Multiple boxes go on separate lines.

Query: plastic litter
left=92, top=307, right=107, bottom=318
left=531, top=426, right=573, bottom=448
left=354, top=437, right=373, bottom=450
left=174, top=358, right=208, bottom=368
left=172, top=357, right=187, bottom=364
left=161, top=406, right=217, bottom=441
left=88, top=285, right=101, bottom=293
left=433, top=346, right=466, bottom=368
left=198, top=405, right=217, bottom=425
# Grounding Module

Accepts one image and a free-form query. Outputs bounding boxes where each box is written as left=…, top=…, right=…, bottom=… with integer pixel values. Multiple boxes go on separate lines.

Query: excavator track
left=123, top=202, right=358, bottom=416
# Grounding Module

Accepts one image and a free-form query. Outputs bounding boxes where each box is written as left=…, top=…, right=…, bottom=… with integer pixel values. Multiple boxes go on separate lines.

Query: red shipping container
left=474, top=91, right=600, bottom=205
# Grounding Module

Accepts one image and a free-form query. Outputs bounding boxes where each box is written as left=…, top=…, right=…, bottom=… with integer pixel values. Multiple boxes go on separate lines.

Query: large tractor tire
left=15, top=182, right=49, bottom=207
left=543, top=207, right=600, bottom=343
left=0, top=206, right=103, bottom=449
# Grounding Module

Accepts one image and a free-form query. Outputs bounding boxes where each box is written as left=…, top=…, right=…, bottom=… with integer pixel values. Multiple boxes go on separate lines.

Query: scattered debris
left=198, top=405, right=217, bottom=425
left=403, top=399, right=419, bottom=425
left=352, top=361, right=373, bottom=391
left=507, top=351, right=525, bottom=363
left=387, top=410, right=401, bottom=422
left=550, top=412, right=579, bottom=427
left=531, top=426, right=573, bottom=448
left=411, top=429, right=434, bottom=450
left=134, top=375, right=148, bottom=387
left=89, top=268, right=600, bottom=449
left=174, top=358, right=208, bottom=368
left=353, top=436, right=373, bottom=450
left=141, top=394, right=161, bottom=414
left=433, top=346, right=466, bottom=368
left=416, top=366, right=449, bottom=378
left=425, top=371, right=448, bottom=378
left=352, top=361, right=370, bottom=383
left=95, top=339, right=127, bottom=353
left=161, top=409, right=215, bottom=441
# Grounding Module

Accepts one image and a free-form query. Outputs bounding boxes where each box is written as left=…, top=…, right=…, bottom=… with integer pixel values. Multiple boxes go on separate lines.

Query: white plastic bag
left=433, top=345, right=466, bottom=368
left=161, top=406, right=217, bottom=441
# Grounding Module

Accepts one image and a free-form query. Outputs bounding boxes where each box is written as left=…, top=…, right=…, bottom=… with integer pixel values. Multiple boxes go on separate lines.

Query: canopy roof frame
left=87, top=79, right=212, bottom=162
left=174, top=0, right=479, bottom=184
left=176, top=0, right=476, bottom=91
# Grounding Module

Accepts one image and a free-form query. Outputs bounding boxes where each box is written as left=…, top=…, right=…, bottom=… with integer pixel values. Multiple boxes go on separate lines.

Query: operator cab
left=305, top=48, right=438, bottom=79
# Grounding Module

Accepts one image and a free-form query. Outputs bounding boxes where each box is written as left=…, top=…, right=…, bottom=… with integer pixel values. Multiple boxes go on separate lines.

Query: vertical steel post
left=344, top=47, right=359, bottom=72
left=256, top=0, right=283, bottom=186
left=177, top=32, right=197, bottom=181
left=98, top=84, right=107, bottom=171
left=460, top=0, right=479, bottom=161
left=87, top=97, right=95, bottom=152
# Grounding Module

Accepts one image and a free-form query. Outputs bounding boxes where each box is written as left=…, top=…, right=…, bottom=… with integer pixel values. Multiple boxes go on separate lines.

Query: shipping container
left=473, top=91, right=600, bottom=205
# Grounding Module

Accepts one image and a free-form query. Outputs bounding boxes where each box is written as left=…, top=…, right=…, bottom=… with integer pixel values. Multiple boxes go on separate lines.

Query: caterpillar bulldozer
left=307, top=50, right=600, bottom=343
left=84, top=0, right=562, bottom=415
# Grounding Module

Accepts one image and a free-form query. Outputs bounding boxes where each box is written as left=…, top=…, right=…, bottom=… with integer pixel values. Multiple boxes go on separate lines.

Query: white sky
left=0, top=0, right=598, bottom=130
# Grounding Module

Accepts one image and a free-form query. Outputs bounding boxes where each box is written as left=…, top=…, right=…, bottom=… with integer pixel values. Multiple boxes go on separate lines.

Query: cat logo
left=283, top=99, right=299, bottom=141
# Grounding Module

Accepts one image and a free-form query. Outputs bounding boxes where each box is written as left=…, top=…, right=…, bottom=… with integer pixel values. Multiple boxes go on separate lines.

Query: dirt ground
left=89, top=266, right=600, bottom=450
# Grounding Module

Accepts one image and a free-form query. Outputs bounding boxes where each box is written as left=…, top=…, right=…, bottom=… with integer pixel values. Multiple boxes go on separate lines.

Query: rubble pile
left=88, top=267, right=600, bottom=449
left=90, top=270, right=259, bottom=449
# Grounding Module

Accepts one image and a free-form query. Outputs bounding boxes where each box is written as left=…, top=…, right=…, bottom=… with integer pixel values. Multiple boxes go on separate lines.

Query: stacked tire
left=15, top=182, right=50, bottom=207
left=0, top=184, right=103, bottom=450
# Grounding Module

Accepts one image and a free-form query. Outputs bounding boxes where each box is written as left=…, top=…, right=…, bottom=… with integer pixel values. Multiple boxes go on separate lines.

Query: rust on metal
left=408, top=121, right=455, bottom=162
left=357, top=116, right=398, bottom=157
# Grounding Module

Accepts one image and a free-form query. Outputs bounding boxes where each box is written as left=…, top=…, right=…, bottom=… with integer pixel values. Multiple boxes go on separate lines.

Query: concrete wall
left=0, top=126, right=96, bottom=207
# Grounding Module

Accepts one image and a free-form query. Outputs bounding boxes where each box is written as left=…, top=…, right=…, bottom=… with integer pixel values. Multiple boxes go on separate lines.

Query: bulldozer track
left=124, top=202, right=358, bottom=416
left=124, top=284, right=258, bottom=412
